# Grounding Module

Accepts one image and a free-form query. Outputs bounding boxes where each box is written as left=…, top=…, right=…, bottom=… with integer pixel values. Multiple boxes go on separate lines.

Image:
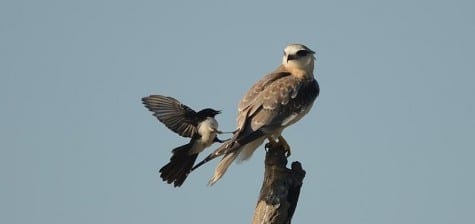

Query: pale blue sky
left=1, top=0, right=474, bottom=223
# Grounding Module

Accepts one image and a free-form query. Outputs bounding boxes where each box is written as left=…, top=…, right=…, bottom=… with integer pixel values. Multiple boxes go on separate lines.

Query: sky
left=1, top=0, right=474, bottom=223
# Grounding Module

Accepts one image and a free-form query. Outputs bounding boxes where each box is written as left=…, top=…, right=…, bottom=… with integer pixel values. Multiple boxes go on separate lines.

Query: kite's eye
left=296, top=50, right=309, bottom=57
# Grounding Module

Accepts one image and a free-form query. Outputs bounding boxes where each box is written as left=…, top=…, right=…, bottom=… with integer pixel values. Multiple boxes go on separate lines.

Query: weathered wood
left=252, top=142, right=306, bottom=224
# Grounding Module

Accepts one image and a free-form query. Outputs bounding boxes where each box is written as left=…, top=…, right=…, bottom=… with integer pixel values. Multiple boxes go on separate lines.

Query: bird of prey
left=142, top=95, right=223, bottom=187
left=192, top=43, right=320, bottom=185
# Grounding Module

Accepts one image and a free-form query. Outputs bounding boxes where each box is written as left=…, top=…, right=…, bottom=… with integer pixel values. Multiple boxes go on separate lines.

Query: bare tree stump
left=252, top=142, right=306, bottom=224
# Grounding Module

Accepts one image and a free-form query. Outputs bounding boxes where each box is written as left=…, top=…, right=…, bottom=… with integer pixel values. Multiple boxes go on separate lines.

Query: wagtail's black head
left=197, top=108, right=221, bottom=118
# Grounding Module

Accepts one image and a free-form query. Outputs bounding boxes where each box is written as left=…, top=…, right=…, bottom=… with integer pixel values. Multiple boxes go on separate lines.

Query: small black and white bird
left=142, top=95, right=223, bottom=187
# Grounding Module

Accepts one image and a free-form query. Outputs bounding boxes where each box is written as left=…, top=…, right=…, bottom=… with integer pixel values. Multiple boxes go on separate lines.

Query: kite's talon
left=265, top=136, right=291, bottom=157
left=265, top=137, right=277, bottom=150
left=278, top=136, right=292, bottom=157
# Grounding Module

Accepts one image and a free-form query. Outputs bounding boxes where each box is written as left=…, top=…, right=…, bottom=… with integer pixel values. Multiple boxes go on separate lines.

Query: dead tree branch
left=252, top=142, right=306, bottom=224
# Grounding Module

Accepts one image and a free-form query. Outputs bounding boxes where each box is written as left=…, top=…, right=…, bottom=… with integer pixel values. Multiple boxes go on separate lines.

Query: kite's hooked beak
left=287, top=54, right=297, bottom=62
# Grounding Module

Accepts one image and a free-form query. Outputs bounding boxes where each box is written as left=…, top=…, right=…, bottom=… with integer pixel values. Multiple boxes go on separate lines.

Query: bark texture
left=252, top=142, right=306, bottom=224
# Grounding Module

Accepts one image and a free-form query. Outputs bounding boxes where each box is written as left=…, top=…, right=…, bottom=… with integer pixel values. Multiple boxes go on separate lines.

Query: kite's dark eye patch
left=296, top=50, right=309, bottom=57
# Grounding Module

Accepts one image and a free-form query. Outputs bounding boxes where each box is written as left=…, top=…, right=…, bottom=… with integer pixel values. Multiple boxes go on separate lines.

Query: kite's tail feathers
left=191, top=138, right=235, bottom=171
left=208, top=136, right=266, bottom=185
left=237, top=136, right=266, bottom=162
left=192, top=130, right=266, bottom=185
left=208, top=150, right=240, bottom=185
left=159, top=143, right=198, bottom=187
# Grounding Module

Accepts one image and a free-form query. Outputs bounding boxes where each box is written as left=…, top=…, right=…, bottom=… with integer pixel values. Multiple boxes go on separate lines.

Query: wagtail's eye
left=296, top=50, right=309, bottom=57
